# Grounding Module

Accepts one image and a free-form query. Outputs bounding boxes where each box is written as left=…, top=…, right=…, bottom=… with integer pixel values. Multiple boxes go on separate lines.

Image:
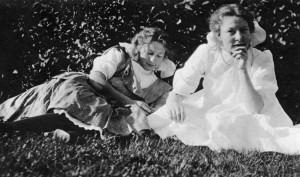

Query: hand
left=127, top=100, right=153, bottom=115
left=232, top=46, right=248, bottom=70
left=166, top=93, right=185, bottom=123
left=128, top=104, right=150, bottom=132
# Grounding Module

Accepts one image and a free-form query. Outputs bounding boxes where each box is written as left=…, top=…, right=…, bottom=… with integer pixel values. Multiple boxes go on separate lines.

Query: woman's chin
left=142, top=66, right=155, bottom=71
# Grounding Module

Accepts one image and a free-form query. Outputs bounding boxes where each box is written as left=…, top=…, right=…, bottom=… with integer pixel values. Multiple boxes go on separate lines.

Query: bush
left=0, top=0, right=299, bottom=122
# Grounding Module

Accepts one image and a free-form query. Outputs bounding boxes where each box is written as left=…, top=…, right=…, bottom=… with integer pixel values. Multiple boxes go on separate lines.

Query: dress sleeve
left=251, top=49, right=293, bottom=126
left=173, top=44, right=208, bottom=95
left=91, top=48, right=124, bottom=80
left=251, top=49, right=278, bottom=96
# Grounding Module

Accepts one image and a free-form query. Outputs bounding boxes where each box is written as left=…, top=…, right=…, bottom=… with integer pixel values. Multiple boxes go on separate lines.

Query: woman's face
left=219, top=16, right=251, bottom=53
left=138, top=41, right=166, bottom=71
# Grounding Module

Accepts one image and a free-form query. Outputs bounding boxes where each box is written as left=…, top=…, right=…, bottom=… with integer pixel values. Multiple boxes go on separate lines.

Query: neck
left=132, top=60, right=154, bottom=74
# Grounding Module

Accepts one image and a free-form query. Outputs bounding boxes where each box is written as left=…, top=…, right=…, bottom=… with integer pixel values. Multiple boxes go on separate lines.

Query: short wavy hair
left=130, top=27, right=173, bottom=60
left=209, top=4, right=255, bottom=35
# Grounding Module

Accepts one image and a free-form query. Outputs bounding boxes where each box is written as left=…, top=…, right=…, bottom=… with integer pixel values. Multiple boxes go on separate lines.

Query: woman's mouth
left=233, top=43, right=246, bottom=48
left=146, top=63, right=155, bottom=67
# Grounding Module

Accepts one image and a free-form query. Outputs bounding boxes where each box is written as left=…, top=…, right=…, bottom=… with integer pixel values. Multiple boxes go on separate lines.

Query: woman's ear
left=134, top=51, right=140, bottom=61
left=131, top=48, right=139, bottom=61
left=215, top=32, right=224, bottom=46
left=132, top=43, right=144, bottom=61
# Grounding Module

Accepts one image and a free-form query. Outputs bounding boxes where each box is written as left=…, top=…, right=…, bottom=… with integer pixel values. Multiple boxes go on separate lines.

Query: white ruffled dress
left=148, top=36, right=300, bottom=154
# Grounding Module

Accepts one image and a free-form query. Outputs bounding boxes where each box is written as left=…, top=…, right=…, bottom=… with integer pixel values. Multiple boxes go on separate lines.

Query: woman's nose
left=150, top=56, right=156, bottom=63
left=235, top=31, right=242, bottom=40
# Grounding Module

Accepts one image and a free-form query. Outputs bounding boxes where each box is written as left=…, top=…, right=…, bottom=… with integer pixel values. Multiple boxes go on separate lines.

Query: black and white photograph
left=0, top=0, right=300, bottom=176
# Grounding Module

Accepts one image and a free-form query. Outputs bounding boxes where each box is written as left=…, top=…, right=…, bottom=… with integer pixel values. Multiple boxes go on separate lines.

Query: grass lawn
left=1, top=132, right=300, bottom=176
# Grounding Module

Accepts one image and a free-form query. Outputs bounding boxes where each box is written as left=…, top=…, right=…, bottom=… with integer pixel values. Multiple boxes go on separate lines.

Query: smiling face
left=138, top=41, right=166, bottom=71
left=219, top=16, right=252, bottom=53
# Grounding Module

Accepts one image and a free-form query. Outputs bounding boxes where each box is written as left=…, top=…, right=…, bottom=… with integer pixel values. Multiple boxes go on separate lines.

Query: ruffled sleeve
left=251, top=49, right=278, bottom=97
left=156, top=57, right=176, bottom=78
left=173, top=44, right=208, bottom=95
left=91, top=47, right=125, bottom=80
left=251, top=49, right=292, bottom=126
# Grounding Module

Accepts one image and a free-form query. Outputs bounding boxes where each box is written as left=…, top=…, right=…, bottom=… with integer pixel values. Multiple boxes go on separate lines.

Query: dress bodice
left=106, top=46, right=172, bottom=104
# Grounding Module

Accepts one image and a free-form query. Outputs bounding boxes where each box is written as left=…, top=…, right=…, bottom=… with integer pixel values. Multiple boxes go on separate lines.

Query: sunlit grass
left=1, top=132, right=300, bottom=176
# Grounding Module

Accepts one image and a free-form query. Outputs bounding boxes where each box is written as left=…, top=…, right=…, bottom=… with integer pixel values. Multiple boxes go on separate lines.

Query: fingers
left=179, top=105, right=185, bottom=122
left=232, top=47, right=247, bottom=60
left=232, top=50, right=246, bottom=58
left=140, top=103, right=152, bottom=115
left=175, top=105, right=185, bottom=123
left=133, top=101, right=152, bottom=115
left=168, top=104, right=185, bottom=123
left=169, top=107, right=176, bottom=121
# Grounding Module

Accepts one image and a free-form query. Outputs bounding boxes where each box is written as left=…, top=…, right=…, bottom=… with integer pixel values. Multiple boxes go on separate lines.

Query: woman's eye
left=241, top=28, right=249, bottom=33
left=228, top=30, right=235, bottom=34
left=148, top=52, right=154, bottom=56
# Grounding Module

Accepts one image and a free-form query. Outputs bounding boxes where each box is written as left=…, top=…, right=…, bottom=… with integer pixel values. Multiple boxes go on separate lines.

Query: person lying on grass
left=148, top=4, right=300, bottom=154
left=0, top=27, right=176, bottom=142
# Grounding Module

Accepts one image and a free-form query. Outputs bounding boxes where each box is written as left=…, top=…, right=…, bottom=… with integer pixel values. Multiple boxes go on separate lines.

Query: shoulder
left=193, top=43, right=221, bottom=61
left=192, top=43, right=219, bottom=67
left=187, top=44, right=209, bottom=62
left=252, top=48, right=272, bottom=58
left=194, top=44, right=209, bottom=54
left=252, top=48, right=274, bottom=67
left=93, top=45, right=130, bottom=64
left=102, top=45, right=127, bottom=57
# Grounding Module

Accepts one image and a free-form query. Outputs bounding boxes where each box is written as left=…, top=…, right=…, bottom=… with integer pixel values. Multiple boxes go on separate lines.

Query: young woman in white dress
left=148, top=4, right=300, bottom=154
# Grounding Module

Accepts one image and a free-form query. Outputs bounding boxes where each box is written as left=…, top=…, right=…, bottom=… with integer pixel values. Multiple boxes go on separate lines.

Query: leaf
left=155, top=19, right=165, bottom=24
left=202, top=1, right=209, bottom=5
left=81, top=21, right=86, bottom=28
left=150, top=6, right=155, bottom=13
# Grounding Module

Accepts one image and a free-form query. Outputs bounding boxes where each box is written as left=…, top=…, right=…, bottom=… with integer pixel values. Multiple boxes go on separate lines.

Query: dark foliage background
left=0, top=0, right=299, bottom=122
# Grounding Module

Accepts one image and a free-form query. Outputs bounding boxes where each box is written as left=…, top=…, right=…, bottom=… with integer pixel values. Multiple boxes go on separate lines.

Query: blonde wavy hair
left=130, top=27, right=173, bottom=60
left=209, top=4, right=255, bottom=36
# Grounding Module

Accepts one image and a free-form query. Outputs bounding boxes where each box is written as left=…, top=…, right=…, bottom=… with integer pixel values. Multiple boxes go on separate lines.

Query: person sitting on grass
left=148, top=4, right=300, bottom=154
left=0, top=27, right=176, bottom=142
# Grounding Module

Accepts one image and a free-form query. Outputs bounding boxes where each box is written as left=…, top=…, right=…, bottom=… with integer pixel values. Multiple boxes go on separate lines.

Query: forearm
left=238, top=70, right=264, bottom=114
left=89, top=71, right=133, bottom=105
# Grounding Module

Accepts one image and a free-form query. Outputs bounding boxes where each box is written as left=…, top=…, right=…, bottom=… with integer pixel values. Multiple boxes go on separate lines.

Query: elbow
left=252, top=97, right=264, bottom=114
left=88, top=78, right=105, bottom=91
left=88, top=74, right=107, bottom=92
left=256, top=94, right=264, bottom=114
left=256, top=101, right=264, bottom=114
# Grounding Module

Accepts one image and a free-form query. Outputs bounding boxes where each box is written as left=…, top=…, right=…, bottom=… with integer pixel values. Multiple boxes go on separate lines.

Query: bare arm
left=89, top=71, right=134, bottom=105
left=88, top=71, right=152, bottom=114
